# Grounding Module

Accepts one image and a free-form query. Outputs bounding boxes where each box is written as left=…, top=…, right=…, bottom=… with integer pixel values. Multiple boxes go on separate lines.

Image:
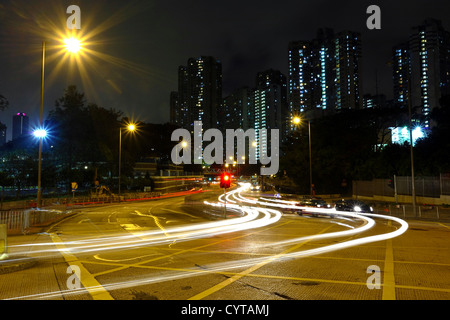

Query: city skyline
left=1, top=0, right=450, bottom=141
left=170, top=17, right=449, bottom=146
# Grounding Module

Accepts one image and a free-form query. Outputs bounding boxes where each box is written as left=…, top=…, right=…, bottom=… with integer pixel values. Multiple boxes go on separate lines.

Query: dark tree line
left=0, top=86, right=179, bottom=197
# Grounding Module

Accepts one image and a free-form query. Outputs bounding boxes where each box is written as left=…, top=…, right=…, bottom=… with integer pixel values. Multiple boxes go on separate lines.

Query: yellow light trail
left=4, top=183, right=409, bottom=300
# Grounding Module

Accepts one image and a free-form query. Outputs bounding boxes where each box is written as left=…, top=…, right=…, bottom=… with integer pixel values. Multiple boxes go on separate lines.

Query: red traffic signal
left=220, top=172, right=231, bottom=189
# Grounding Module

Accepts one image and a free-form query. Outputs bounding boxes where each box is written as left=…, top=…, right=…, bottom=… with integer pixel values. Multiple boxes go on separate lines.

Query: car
left=297, top=197, right=332, bottom=217
left=334, top=199, right=373, bottom=213
left=299, top=197, right=331, bottom=208
left=250, top=184, right=261, bottom=191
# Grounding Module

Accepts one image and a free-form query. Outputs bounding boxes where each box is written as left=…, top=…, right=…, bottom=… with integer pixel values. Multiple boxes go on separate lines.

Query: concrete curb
left=0, top=255, right=37, bottom=275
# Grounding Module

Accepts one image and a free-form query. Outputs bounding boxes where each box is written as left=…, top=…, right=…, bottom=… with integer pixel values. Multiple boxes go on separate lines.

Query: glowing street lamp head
left=292, top=116, right=301, bottom=125
left=127, top=124, right=136, bottom=131
left=64, top=37, right=82, bottom=53
left=33, top=129, right=47, bottom=138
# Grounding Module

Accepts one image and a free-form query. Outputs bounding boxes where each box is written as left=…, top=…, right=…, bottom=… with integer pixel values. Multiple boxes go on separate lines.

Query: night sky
left=0, top=0, right=449, bottom=141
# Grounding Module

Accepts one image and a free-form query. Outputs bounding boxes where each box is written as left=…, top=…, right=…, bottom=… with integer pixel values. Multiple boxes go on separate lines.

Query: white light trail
left=4, top=182, right=409, bottom=300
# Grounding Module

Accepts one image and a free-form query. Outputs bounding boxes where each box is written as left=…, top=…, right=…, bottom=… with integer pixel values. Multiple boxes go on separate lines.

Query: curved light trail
left=4, top=182, right=409, bottom=300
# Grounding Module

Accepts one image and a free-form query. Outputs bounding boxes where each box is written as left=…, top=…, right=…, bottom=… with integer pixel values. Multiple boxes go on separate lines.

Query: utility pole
left=407, top=81, right=417, bottom=217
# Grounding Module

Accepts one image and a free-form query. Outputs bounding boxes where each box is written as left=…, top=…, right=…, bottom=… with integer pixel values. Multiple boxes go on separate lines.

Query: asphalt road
left=1, top=187, right=449, bottom=302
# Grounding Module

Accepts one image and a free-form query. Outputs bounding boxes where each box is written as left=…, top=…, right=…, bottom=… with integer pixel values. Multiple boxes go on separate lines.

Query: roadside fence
left=0, top=209, right=69, bottom=235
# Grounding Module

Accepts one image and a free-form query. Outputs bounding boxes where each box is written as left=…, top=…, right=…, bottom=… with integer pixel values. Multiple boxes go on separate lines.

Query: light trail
left=4, top=191, right=280, bottom=262
left=4, top=182, right=409, bottom=300
left=7, top=210, right=408, bottom=301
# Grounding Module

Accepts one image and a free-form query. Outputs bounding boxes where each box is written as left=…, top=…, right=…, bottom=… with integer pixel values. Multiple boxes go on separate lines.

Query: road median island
left=183, top=188, right=244, bottom=220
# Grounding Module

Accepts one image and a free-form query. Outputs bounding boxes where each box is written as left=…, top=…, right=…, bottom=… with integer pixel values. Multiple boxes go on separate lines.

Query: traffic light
left=387, top=178, right=394, bottom=189
left=220, top=172, right=231, bottom=189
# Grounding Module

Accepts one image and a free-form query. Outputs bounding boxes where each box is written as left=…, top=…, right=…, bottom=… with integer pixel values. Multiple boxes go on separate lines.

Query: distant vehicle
left=299, top=197, right=331, bottom=208
left=250, top=184, right=261, bottom=191
left=334, top=199, right=373, bottom=213
left=296, top=197, right=332, bottom=217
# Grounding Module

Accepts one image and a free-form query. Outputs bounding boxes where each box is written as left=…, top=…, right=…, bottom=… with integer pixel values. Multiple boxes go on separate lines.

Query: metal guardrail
left=353, top=175, right=450, bottom=199
left=0, top=189, right=203, bottom=234
left=0, top=192, right=163, bottom=211
left=371, top=203, right=450, bottom=220
left=0, top=209, right=68, bottom=235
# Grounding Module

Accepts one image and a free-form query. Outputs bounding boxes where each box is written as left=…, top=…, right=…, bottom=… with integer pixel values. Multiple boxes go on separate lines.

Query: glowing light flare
left=33, top=129, right=47, bottom=138
left=64, top=37, right=82, bottom=53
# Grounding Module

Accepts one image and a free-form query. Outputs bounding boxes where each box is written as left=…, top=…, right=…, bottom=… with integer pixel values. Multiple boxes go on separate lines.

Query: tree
left=0, top=94, right=8, bottom=111
left=48, top=85, right=123, bottom=191
left=279, top=107, right=408, bottom=194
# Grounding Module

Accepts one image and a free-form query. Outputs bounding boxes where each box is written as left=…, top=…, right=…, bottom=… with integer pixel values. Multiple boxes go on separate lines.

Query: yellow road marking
left=161, top=208, right=199, bottom=219
left=188, top=225, right=334, bottom=300
left=50, top=234, right=114, bottom=300
left=438, top=222, right=450, bottom=230
left=78, top=258, right=450, bottom=295
left=92, top=220, right=293, bottom=277
left=382, top=220, right=396, bottom=300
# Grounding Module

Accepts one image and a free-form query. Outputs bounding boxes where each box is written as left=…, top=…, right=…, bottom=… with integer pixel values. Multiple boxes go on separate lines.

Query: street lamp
left=118, top=123, right=137, bottom=201
left=64, top=37, right=82, bottom=53
left=292, top=116, right=313, bottom=197
left=36, top=37, right=82, bottom=208
left=33, top=129, right=47, bottom=139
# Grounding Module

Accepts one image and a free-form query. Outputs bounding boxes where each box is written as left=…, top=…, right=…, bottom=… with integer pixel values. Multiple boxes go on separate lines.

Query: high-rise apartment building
left=288, top=29, right=362, bottom=131
left=222, top=87, right=253, bottom=131
left=392, top=42, right=411, bottom=108
left=311, top=28, right=337, bottom=112
left=0, top=123, right=6, bottom=146
left=175, top=65, right=190, bottom=128
left=253, top=69, right=288, bottom=159
left=169, top=91, right=179, bottom=125
left=172, top=56, right=222, bottom=132
left=334, top=31, right=363, bottom=111
left=12, top=112, right=29, bottom=140
left=392, top=19, right=450, bottom=128
left=362, top=94, right=387, bottom=109
left=409, top=19, right=450, bottom=127
left=288, top=40, right=312, bottom=117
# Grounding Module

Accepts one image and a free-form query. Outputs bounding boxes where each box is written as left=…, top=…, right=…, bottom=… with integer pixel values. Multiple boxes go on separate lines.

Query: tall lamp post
left=293, top=116, right=313, bottom=197
left=35, top=38, right=81, bottom=208
left=36, top=41, right=46, bottom=208
left=118, top=123, right=136, bottom=201
left=407, top=81, right=417, bottom=217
